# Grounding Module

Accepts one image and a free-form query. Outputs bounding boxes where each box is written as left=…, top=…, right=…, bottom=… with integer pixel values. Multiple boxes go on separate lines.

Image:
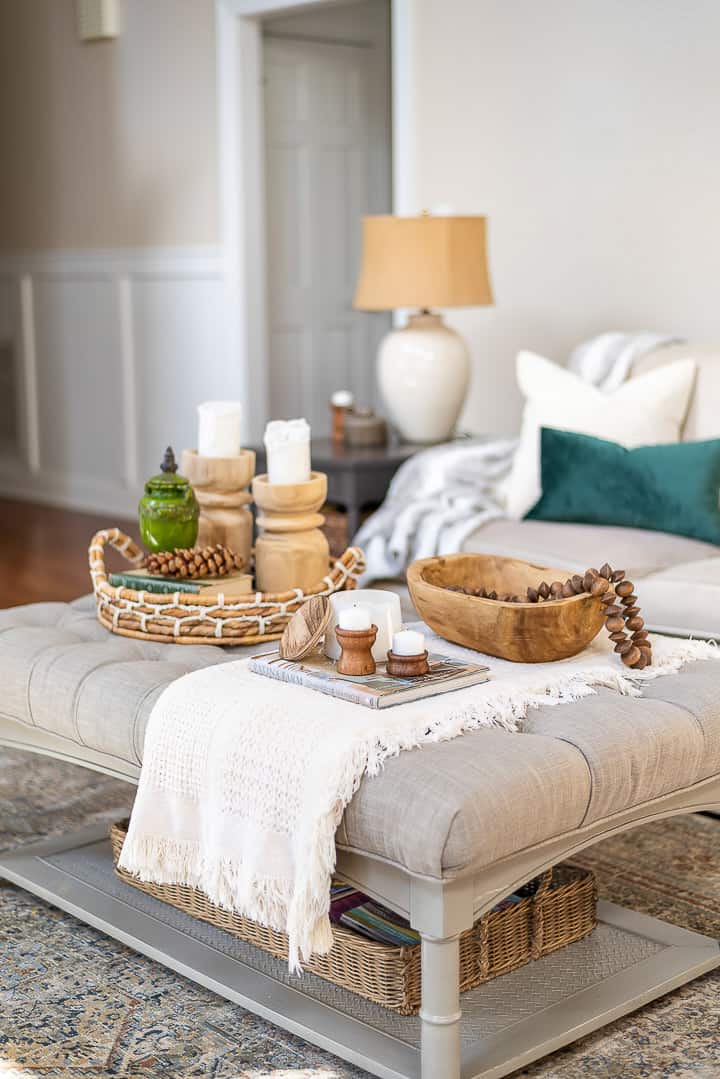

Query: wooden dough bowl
left=407, top=553, right=606, bottom=663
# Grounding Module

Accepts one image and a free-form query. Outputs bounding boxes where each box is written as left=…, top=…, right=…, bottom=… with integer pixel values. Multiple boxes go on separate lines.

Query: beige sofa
left=462, top=344, right=720, bottom=639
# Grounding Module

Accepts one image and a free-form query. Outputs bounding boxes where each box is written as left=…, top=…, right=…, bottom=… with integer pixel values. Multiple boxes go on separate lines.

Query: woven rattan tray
left=90, top=528, right=365, bottom=646
left=110, top=820, right=596, bottom=1014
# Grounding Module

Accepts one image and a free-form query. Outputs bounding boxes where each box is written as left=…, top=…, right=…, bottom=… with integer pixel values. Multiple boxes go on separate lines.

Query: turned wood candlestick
left=335, top=624, right=378, bottom=676
left=386, top=649, right=430, bottom=678
left=252, top=471, right=330, bottom=593
left=181, top=449, right=255, bottom=569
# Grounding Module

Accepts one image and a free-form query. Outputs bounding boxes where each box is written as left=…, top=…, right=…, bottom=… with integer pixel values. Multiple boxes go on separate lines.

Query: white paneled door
left=263, top=15, right=391, bottom=433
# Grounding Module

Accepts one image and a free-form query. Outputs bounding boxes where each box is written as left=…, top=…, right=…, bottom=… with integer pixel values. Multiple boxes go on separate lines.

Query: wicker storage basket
left=90, top=528, right=366, bottom=646
left=110, top=820, right=596, bottom=1014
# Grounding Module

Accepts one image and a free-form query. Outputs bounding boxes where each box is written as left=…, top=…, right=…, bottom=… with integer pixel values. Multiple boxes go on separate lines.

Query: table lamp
left=353, top=213, right=493, bottom=443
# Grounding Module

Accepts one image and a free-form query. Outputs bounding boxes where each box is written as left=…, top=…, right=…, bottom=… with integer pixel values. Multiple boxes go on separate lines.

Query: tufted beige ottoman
left=1, top=596, right=719, bottom=1079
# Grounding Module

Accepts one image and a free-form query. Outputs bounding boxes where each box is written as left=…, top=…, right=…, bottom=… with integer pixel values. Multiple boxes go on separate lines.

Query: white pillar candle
left=338, top=605, right=372, bottom=631
left=392, top=629, right=425, bottom=656
left=197, top=401, right=243, bottom=458
left=264, top=418, right=311, bottom=484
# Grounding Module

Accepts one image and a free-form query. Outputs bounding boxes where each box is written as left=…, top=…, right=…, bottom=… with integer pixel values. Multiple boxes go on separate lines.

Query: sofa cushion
left=2, top=599, right=719, bottom=882
left=527, top=427, right=720, bottom=546
left=501, top=350, right=697, bottom=518
left=635, top=557, right=720, bottom=640
left=461, top=518, right=718, bottom=580
left=633, top=343, right=720, bottom=442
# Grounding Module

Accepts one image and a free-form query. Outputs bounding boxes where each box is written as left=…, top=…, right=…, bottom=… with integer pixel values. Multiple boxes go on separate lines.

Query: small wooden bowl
left=407, top=554, right=605, bottom=663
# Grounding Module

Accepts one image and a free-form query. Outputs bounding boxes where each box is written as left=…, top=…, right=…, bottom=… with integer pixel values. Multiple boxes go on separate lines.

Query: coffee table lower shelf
left=1, top=825, right=718, bottom=1079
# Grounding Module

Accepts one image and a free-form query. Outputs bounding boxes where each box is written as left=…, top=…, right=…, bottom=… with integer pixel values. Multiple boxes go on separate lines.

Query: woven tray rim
left=89, top=527, right=366, bottom=645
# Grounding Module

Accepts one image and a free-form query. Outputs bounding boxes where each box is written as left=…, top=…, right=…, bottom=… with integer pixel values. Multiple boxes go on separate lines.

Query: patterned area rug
left=1, top=747, right=719, bottom=1079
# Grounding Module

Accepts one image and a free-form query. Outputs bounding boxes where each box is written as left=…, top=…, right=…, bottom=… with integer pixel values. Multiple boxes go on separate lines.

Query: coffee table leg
left=420, top=931, right=462, bottom=1079
left=411, top=877, right=473, bottom=1079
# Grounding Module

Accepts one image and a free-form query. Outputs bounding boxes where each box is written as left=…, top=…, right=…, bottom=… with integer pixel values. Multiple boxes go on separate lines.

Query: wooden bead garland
left=444, top=561, right=651, bottom=669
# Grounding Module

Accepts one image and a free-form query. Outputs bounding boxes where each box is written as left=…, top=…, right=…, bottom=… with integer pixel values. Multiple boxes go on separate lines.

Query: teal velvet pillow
left=527, top=428, right=720, bottom=546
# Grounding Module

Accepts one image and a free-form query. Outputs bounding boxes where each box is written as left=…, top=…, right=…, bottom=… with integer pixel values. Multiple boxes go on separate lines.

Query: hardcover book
left=109, top=569, right=253, bottom=596
left=249, top=650, right=490, bottom=709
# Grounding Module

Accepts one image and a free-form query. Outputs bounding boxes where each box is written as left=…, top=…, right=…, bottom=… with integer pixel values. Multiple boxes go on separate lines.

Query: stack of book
left=109, top=568, right=252, bottom=596
left=330, top=880, right=523, bottom=947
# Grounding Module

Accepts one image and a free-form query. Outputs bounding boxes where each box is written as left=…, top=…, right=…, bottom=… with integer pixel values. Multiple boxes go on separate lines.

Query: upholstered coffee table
left=1, top=596, right=719, bottom=1079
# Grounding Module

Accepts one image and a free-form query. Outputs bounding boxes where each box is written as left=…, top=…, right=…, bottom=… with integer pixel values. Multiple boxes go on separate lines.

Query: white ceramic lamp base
left=377, top=312, right=470, bottom=443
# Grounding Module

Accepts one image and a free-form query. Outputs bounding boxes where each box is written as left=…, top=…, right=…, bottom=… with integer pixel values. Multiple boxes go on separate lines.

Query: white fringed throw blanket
left=120, top=631, right=717, bottom=970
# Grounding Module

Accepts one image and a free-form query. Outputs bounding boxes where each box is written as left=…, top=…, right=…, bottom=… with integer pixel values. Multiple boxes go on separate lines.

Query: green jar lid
left=143, top=447, right=192, bottom=496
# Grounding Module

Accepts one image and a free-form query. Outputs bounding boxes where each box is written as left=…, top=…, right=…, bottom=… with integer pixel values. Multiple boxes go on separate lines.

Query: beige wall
left=402, top=0, right=720, bottom=436
left=0, top=0, right=219, bottom=249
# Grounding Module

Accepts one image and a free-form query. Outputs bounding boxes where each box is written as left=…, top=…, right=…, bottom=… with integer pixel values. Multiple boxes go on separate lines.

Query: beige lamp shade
left=353, top=214, right=493, bottom=310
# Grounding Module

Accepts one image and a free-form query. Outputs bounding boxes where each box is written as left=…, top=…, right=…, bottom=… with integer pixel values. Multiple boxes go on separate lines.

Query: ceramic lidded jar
left=138, top=447, right=199, bottom=553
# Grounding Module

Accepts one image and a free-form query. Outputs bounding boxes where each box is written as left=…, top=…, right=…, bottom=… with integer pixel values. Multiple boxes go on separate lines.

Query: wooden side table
left=252, top=438, right=422, bottom=540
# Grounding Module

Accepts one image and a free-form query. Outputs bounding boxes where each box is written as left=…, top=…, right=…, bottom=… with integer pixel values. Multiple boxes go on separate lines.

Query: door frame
left=215, top=0, right=415, bottom=442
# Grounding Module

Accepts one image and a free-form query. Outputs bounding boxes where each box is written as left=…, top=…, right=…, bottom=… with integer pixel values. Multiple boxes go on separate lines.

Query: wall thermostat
left=76, top=0, right=120, bottom=42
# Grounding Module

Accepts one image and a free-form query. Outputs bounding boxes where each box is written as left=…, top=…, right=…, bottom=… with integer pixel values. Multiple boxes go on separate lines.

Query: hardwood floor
left=0, top=499, right=138, bottom=608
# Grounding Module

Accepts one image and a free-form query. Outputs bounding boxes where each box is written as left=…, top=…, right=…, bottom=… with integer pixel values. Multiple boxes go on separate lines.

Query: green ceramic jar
left=138, top=447, right=199, bottom=553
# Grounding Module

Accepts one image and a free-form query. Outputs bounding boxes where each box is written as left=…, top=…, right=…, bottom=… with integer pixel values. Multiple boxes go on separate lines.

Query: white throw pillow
left=502, top=351, right=697, bottom=519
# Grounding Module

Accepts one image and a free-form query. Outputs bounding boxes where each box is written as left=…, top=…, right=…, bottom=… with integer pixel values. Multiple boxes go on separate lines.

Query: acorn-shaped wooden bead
left=600, top=591, right=617, bottom=606
left=611, top=569, right=626, bottom=583
left=538, top=581, right=551, bottom=599
left=634, top=654, right=649, bottom=670
left=550, top=581, right=564, bottom=598
left=623, top=606, right=640, bottom=619
left=606, top=615, right=625, bottom=633
left=626, top=616, right=644, bottom=632
left=615, top=580, right=635, bottom=598
left=621, top=594, right=638, bottom=607
left=632, top=629, right=649, bottom=642
left=487, top=590, right=497, bottom=600
left=622, top=646, right=642, bottom=667
left=562, top=580, right=575, bottom=598
left=582, top=570, right=596, bottom=591
left=591, top=577, right=610, bottom=597
left=600, top=562, right=613, bottom=580
left=603, top=605, right=623, bottom=617
left=609, top=631, right=627, bottom=642
left=526, top=586, right=539, bottom=603
left=571, top=575, right=585, bottom=593
left=615, top=639, right=633, bottom=655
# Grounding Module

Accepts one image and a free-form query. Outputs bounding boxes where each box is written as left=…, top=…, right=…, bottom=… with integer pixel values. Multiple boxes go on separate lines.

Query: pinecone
left=143, top=544, right=244, bottom=579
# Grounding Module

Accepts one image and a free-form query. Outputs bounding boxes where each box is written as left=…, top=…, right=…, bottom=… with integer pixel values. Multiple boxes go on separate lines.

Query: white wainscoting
left=0, top=247, right=237, bottom=518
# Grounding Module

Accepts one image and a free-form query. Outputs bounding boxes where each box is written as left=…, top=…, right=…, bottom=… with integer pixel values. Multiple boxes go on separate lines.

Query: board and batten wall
left=397, top=0, right=720, bottom=436
left=0, top=0, right=226, bottom=517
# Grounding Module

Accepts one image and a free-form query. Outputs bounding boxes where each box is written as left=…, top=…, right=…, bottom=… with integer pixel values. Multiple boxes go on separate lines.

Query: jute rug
left=1, top=747, right=719, bottom=1078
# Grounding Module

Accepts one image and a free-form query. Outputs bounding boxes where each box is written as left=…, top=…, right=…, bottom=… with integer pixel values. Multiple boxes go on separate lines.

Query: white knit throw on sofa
left=119, top=630, right=717, bottom=970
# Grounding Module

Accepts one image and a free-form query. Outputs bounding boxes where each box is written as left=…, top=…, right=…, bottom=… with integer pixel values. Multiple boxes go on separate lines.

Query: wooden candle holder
left=335, top=624, right=378, bottom=677
left=181, top=449, right=255, bottom=569
left=385, top=649, right=430, bottom=678
left=252, top=471, right=330, bottom=593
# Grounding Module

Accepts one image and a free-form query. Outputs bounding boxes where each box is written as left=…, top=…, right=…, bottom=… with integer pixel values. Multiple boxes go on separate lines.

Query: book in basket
left=249, top=650, right=490, bottom=708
